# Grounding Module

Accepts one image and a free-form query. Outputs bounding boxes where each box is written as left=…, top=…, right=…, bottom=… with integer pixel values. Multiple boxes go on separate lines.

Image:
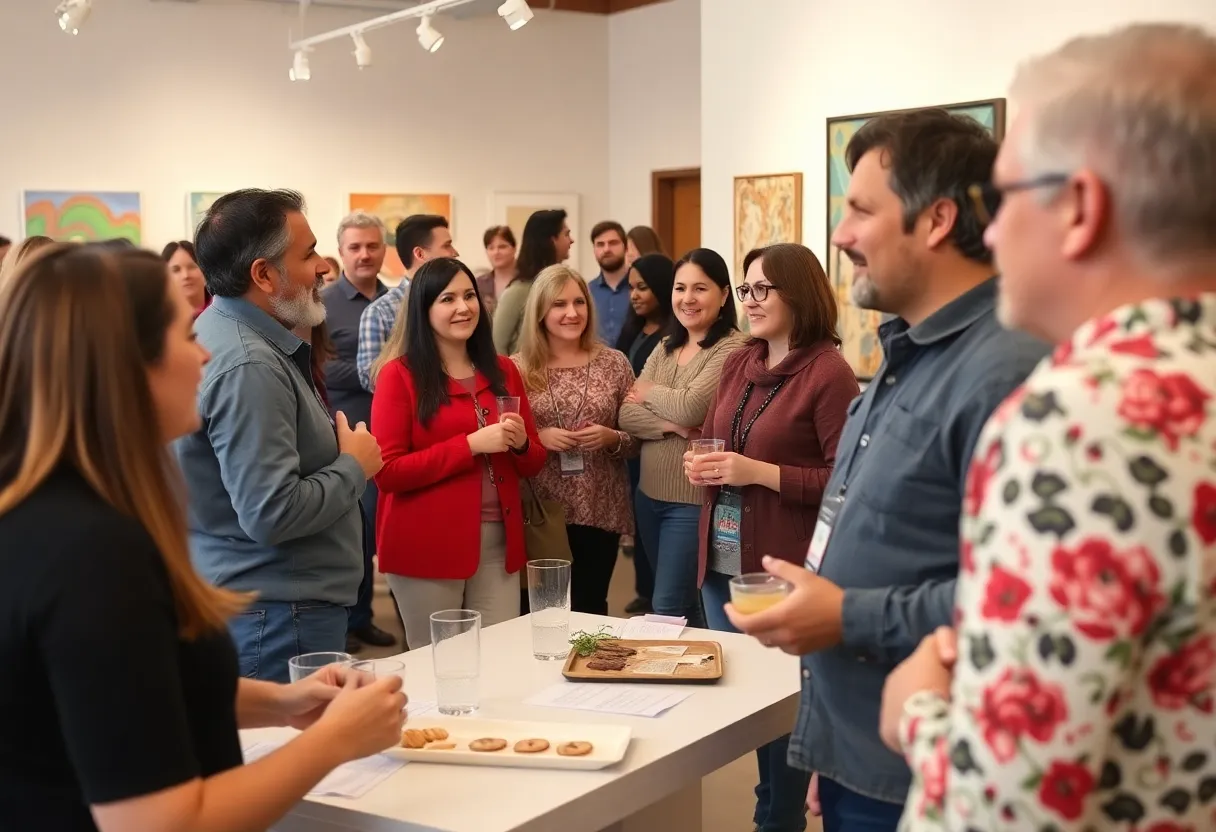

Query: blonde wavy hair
left=0, top=235, right=54, bottom=287
left=515, top=264, right=600, bottom=392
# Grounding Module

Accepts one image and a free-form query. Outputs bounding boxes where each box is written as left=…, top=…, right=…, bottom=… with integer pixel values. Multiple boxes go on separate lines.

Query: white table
left=248, top=612, right=801, bottom=832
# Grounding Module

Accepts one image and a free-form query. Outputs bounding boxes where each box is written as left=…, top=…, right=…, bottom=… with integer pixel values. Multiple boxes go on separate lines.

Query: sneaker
left=351, top=623, right=396, bottom=648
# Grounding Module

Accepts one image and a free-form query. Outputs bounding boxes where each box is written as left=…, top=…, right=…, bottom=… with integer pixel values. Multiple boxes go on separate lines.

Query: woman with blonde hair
left=0, top=244, right=405, bottom=832
left=0, top=234, right=53, bottom=285
left=512, top=264, right=637, bottom=614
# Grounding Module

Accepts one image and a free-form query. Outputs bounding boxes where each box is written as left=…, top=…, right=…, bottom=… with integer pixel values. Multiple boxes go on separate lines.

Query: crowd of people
left=0, top=19, right=1213, bottom=832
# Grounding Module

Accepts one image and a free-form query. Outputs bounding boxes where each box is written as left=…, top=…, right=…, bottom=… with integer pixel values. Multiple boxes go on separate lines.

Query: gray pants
left=385, top=522, right=520, bottom=650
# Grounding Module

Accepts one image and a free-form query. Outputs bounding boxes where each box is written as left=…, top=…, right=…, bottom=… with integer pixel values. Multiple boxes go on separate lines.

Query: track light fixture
left=289, top=49, right=311, bottom=82
left=351, top=31, right=372, bottom=68
left=497, top=0, right=533, bottom=31
left=56, top=0, right=92, bottom=35
left=415, top=16, right=444, bottom=53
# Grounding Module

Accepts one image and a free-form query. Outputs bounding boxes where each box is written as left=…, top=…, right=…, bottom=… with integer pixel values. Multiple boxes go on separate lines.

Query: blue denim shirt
left=589, top=272, right=630, bottom=346
left=789, top=279, right=1049, bottom=803
left=174, top=297, right=367, bottom=606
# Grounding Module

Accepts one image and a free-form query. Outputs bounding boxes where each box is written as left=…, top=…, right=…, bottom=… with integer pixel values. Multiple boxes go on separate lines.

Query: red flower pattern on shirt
left=1038, top=760, right=1096, bottom=821
left=1148, top=635, right=1216, bottom=712
left=981, top=564, right=1032, bottom=622
left=1049, top=538, right=1163, bottom=640
left=977, top=668, right=1069, bottom=763
left=1117, top=368, right=1210, bottom=450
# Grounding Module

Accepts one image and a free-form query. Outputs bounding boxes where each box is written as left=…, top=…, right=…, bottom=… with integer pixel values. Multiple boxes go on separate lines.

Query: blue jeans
left=627, top=458, right=654, bottom=600
left=818, top=777, right=903, bottom=832
left=347, top=481, right=378, bottom=631
left=703, top=571, right=810, bottom=832
left=228, top=601, right=349, bottom=683
left=634, top=490, right=705, bottom=627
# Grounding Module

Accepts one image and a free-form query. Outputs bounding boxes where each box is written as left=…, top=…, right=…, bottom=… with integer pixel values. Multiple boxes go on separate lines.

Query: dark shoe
left=345, top=633, right=364, bottom=654
left=351, top=624, right=396, bottom=648
left=624, top=597, right=653, bottom=615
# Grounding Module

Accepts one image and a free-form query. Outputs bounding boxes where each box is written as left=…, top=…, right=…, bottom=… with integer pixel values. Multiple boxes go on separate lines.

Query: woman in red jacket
left=370, top=258, right=546, bottom=649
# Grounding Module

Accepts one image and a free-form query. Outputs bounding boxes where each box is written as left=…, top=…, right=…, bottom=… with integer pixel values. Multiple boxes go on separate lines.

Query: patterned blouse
left=511, top=348, right=638, bottom=536
left=899, top=294, right=1216, bottom=831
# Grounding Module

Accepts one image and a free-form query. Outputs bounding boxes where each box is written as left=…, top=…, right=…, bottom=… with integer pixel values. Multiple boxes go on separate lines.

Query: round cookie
left=556, top=741, right=594, bottom=757
left=513, top=738, right=550, bottom=754
left=469, top=737, right=509, bottom=752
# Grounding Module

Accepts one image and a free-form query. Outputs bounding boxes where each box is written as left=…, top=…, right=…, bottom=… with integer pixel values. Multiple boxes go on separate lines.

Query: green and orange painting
left=23, top=191, right=142, bottom=244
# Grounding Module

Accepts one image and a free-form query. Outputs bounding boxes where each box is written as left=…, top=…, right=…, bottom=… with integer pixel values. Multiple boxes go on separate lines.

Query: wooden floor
left=361, top=550, right=823, bottom=832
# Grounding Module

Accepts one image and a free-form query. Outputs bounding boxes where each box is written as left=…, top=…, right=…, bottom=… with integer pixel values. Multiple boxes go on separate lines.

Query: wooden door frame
left=651, top=167, right=701, bottom=257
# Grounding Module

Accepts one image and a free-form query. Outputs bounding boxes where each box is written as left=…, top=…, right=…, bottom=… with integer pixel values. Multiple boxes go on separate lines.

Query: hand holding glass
left=287, top=651, right=353, bottom=683
left=729, top=573, right=792, bottom=614
left=686, top=439, right=725, bottom=485
left=496, top=396, right=521, bottom=418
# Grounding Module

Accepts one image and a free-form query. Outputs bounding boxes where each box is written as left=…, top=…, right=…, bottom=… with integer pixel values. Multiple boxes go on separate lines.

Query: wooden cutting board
left=561, top=639, right=723, bottom=684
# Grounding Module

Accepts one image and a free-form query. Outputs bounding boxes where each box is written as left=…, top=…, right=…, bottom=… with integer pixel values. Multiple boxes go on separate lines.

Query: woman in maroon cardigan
left=685, top=243, right=859, bottom=832
left=371, top=258, right=546, bottom=649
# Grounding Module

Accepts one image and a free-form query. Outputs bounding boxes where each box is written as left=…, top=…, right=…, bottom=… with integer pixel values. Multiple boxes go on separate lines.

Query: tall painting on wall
left=22, top=190, right=142, bottom=244
left=733, top=173, right=803, bottom=281
left=488, top=191, right=581, bottom=270
left=349, top=193, right=453, bottom=280
left=187, top=191, right=226, bottom=236
left=826, top=98, right=1006, bottom=380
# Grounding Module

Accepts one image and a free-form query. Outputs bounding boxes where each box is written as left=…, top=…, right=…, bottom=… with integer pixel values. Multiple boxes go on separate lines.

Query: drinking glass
left=496, top=396, right=521, bottom=418
left=729, top=573, right=793, bottom=615
left=688, top=438, right=725, bottom=456
left=349, top=659, right=406, bottom=680
left=527, top=559, right=572, bottom=660
left=430, top=610, right=481, bottom=715
left=287, top=651, right=353, bottom=683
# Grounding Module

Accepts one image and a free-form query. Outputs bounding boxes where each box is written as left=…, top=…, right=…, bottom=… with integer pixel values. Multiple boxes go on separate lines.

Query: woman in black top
left=0, top=244, right=406, bottom=832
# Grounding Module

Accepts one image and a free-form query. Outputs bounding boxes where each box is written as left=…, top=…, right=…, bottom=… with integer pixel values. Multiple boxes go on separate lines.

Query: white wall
left=0, top=0, right=610, bottom=276
left=607, top=0, right=701, bottom=232
left=700, top=0, right=1216, bottom=269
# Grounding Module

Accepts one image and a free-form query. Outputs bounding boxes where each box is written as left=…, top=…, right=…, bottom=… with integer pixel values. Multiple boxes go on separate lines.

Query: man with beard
left=724, top=112, right=1049, bottom=830
left=587, top=220, right=631, bottom=345
left=175, top=189, right=383, bottom=683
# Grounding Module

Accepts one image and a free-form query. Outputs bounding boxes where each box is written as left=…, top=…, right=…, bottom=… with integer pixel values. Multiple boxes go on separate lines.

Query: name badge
left=711, top=489, right=743, bottom=557
left=806, top=493, right=845, bottom=573
left=559, top=449, right=585, bottom=476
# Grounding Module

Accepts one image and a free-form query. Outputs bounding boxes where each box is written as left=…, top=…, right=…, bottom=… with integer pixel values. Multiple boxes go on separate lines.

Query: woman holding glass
left=512, top=264, right=638, bottom=615
left=684, top=243, right=859, bottom=832
left=371, top=257, right=546, bottom=649
left=619, top=247, right=746, bottom=626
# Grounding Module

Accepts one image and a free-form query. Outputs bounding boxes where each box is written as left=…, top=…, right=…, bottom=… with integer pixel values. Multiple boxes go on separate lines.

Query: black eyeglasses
left=968, top=173, right=1071, bottom=224
left=735, top=283, right=775, bottom=303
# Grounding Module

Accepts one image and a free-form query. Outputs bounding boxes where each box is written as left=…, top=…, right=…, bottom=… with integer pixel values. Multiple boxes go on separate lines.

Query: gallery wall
left=0, top=0, right=615, bottom=276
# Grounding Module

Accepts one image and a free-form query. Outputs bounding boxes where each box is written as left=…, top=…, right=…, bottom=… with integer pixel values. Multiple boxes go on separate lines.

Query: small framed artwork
left=488, top=191, right=580, bottom=269
left=22, top=190, right=142, bottom=244
left=349, top=193, right=453, bottom=279
left=732, top=173, right=803, bottom=281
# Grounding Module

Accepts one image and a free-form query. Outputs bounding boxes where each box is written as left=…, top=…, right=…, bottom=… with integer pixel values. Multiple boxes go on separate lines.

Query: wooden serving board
left=561, top=639, right=723, bottom=684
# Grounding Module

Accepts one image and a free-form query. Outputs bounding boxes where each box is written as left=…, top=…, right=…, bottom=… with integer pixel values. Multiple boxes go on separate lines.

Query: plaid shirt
left=356, top=280, right=408, bottom=392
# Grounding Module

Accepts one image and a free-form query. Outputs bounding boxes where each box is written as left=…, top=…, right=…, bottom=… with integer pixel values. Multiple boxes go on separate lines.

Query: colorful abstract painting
left=349, top=193, right=452, bottom=278
left=23, top=191, right=142, bottom=244
left=733, top=173, right=803, bottom=282
left=826, top=99, right=1006, bottom=379
left=188, top=192, right=225, bottom=236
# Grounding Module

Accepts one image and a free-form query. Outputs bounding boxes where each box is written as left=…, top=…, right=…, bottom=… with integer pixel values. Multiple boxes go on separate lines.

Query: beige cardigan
left=618, top=331, right=748, bottom=505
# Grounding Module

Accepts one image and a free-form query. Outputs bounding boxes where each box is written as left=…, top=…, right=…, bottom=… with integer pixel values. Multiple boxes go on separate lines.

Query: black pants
left=567, top=524, right=620, bottom=615
left=347, top=479, right=378, bottom=631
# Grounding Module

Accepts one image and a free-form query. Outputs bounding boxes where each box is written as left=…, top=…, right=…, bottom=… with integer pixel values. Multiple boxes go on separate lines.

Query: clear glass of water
left=429, top=609, right=481, bottom=715
left=287, top=651, right=353, bottom=683
left=349, top=659, right=406, bottom=680
left=527, top=559, right=572, bottom=661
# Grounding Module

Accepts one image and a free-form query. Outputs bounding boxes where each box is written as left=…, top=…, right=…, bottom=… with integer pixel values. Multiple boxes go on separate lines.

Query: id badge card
left=711, top=489, right=743, bottom=556
left=559, top=449, right=585, bottom=476
left=806, top=492, right=845, bottom=573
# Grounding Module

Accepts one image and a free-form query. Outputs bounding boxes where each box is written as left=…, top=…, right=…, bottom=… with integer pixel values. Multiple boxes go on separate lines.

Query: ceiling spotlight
left=56, top=0, right=92, bottom=35
left=416, top=15, right=444, bottom=53
left=289, top=49, right=311, bottom=82
left=497, top=0, right=533, bottom=31
left=351, top=32, right=372, bottom=68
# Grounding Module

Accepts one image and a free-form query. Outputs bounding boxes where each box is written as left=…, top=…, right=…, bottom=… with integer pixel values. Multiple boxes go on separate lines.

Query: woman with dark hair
left=492, top=209, right=573, bottom=355
left=625, top=225, right=665, bottom=267
left=477, top=225, right=517, bottom=316
left=619, top=248, right=746, bottom=626
left=371, top=257, right=546, bottom=649
left=161, top=240, right=210, bottom=318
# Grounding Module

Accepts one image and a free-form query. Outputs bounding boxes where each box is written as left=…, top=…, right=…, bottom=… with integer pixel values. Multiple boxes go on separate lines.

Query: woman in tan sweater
left=619, top=248, right=746, bottom=626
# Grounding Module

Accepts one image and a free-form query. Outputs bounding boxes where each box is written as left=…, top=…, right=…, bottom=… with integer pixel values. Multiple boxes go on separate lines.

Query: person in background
left=162, top=241, right=210, bottom=319
left=174, top=189, right=383, bottom=683
left=0, top=234, right=53, bottom=286
left=882, top=23, right=1216, bottom=831
left=686, top=243, right=859, bottom=832
left=321, top=211, right=395, bottom=653
left=587, top=220, right=631, bottom=346
left=723, top=111, right=1048, bottom=831
left=477, top=225, right=517, bottom=316
left=356, top=214, right=458, bottom=391
left=615, top=253, right=676, bottom=615
left=513, top=264, right=638, bottom=615
left=0, top=243, right=406, bottom=832
left=323, top=256, right=341, bottom=285
left=493, top=209, right=573, bottom=355
left=371, top=258, right=546, bottom=649
left=625, top=225, right=665, bottom=267
left=0, top=235, right=10, bottom=263
left=619, top=248, right=747, bottom=626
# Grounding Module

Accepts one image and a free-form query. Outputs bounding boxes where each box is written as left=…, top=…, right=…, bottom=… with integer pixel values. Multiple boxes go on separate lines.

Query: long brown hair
left=516, top=264, right=600, bottom=392
left=742, top=244, right=841, bottom=348
left=0, top=245, right=248, bottom=638
left=0, top=235, right=54, bottom=286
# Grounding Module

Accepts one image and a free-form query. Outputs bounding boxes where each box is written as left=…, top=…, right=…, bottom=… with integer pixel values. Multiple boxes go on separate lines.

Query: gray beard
left=271, top=278, right=326, bottom=329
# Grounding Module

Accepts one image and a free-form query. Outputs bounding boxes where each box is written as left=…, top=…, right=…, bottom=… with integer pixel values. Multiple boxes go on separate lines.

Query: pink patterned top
left=512, top=348, right=639, bottom=536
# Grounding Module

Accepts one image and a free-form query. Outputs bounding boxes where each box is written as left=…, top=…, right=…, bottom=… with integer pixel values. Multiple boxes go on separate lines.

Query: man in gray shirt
left=175, top=188, right=383, bottom=683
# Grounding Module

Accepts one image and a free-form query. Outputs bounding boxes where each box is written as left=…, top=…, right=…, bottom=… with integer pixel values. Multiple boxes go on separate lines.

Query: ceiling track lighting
left=497, top=0, right=533, bottom=31
left=55, top=0, right=92, bottom=35
left=289, top=48, right=311, bottom=82
left=415, top=15, right=444, bottom=53
left=351, top=31, right=372, bottom=68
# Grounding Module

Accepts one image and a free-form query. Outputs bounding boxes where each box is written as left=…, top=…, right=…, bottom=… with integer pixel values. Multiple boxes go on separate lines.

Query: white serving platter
left=383, top=717, right=632, bottom=771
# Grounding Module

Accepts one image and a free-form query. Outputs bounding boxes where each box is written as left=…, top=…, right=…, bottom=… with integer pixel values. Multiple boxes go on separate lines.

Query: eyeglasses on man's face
left=735, top=282, right=775, bottom=303
left=968, top=173, right=1071, bottom=224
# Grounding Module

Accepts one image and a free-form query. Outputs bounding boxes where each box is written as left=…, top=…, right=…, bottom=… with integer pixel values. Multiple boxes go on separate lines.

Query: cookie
left=422, top=727, right=449, bottom=742
left=556, top=741, right=594, bottom=757
left=426, top=742, right=456, bottom=750
left=401, top=729, right=427, bottom=749
left=469, top=737, right=508, bottom=752
left=513, top=738, right=550, bottom=754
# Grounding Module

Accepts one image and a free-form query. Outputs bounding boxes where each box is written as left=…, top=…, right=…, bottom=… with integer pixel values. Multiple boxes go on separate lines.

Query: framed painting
left=488, top=191, right=581, bottom=269
left=22, top=190, right=142, bottom=244
left=826, top=98, right=1006, bottom=380
left=733, top=173, right=803, bottom=281
left=187, top=191, right=226, bottom=236
left=348, top=193, right=453, bottom=278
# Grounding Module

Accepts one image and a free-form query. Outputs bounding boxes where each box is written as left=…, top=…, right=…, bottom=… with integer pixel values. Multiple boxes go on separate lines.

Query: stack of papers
left=241, top=739, right=404, bottom=798
left=525, top=682, right=693, bottom=717
left=616, top=614, right=687, bottom=640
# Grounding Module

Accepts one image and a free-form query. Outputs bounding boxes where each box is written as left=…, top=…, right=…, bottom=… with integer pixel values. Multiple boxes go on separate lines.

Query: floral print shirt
left=899, top=294, right=1216, bottom=831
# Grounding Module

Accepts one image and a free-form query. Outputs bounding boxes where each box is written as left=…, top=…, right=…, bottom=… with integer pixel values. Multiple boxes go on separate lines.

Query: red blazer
left=371, top=356, right=546, bottom=580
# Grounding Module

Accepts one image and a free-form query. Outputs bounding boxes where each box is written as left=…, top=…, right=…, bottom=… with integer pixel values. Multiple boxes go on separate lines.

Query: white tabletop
left=249, top=613, right=801, bottom=832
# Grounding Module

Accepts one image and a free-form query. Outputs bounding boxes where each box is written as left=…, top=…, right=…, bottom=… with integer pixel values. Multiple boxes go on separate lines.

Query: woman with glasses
left=684, top=243, right=859, bottom=832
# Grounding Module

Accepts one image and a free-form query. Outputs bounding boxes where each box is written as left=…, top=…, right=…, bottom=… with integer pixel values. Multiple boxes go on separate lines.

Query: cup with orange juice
left=729, top=573, right=792, bottom=614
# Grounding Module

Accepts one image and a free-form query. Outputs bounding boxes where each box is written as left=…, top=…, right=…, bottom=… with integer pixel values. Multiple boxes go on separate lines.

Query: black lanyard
left=728, top=379, right=787, bottom=456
